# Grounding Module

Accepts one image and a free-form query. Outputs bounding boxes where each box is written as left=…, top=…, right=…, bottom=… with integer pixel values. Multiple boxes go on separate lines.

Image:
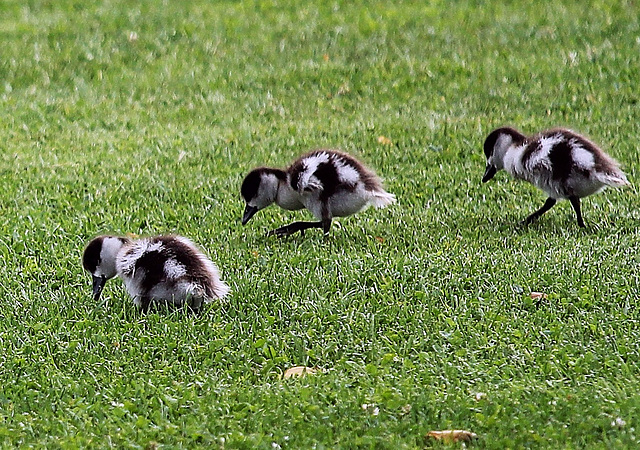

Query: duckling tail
left=370, top=191, right=396, bottom=208
left=210, top=280, right=230, bottom=300
left=597, top=171, right=630, bottom=188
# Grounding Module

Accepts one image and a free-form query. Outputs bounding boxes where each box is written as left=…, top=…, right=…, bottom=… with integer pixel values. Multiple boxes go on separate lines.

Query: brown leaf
left=323, top=53, right=330, bottom=62
left=426, top=430, right=478, bottom=443
left=377, top=135, right=393, bottom=146
left=375, top=236, right=384, bottom=243
left=283, top=366, right=317, bottom=379
left=530, top=292, right=548, bottom=300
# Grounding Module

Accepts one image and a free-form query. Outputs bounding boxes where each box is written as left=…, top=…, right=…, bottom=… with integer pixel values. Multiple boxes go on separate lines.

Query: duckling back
left=116, top=235, right=229, bottom=309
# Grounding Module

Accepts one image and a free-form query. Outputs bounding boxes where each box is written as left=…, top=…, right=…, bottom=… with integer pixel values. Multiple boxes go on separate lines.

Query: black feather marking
left=483, top=131, right=500, bottom=159
left=82, top=237, right=104, bottom=273
left=521, top=140, right=542, bottom=165
left=82, top=236, right=128, bottom=274
left=134, top=247, right=169, bottom=294
left=240, top=170, right=262, bottom=202
left=289, top=165, right=302, bottom=191
left=241, top=168, right=286, bottom=201
left=484, top=127, right=527, bottom=158
left=548, top=139, right=574, bottom=181
left=314, top=161, right=339, bottom=200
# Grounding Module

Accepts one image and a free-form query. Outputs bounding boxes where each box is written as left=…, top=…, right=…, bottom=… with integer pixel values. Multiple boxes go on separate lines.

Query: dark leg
left=267, top=221, right=323, bottom=237
left=321, top=218, right=332, bottom=235
left=320, top=205, right=332, bottom=236
left=568, top=196, right=585, bottom=228
left=138, top=296, right=152, bottom=312
left=522, top=197, right=557, bottom=225
left=187, top=296, right=204, bottom=312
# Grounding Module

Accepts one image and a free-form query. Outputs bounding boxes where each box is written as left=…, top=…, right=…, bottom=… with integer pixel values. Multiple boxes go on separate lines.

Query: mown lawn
left=1, top=0, right=639, bottom=447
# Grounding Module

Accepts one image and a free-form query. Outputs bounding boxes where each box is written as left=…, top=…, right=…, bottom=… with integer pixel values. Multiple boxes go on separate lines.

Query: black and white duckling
left=241, top=149, right=396, bottom=236
left=82, top=235, right=229, bottom=311
left=482, top=127, right=629, bottom=227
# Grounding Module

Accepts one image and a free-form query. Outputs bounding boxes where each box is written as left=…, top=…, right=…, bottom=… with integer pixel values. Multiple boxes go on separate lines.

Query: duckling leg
left=188, top=296, right=204, bottom=311
left=522, top=197, right=557, bottom=225
left=138, top=296, right=152, bottom=312
left=185, top=296, right=205, bottom=313
left=321, top=218, right=332, bottom=235
left=268, top=221, right=323, bottom=237
left=568, top=196, right=586, bottom=228
left=320, top=205, right=332, bottom=235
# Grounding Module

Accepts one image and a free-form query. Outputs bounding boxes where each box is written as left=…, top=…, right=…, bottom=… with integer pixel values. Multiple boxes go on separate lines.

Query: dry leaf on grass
left=283, top=366, right=318, bottom=379
left=377, top=135, right=393, bottom=146
left=426, top=430, right=478, bottom=443
left=530, top=292, right=548, bottom=300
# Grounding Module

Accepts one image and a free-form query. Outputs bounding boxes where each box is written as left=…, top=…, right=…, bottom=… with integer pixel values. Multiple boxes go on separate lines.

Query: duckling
left=241, top=149, right=396, bottom=236
left=82, top=235, right=229, bottom=311
left=482, top=127, right=629, bottom=227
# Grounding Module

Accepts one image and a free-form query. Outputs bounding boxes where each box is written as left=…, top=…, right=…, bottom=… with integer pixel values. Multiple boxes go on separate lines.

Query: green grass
left=1, top=0, right=640, bottom=447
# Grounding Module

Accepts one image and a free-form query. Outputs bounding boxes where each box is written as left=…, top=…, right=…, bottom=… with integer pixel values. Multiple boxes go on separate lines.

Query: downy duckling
left=82, top=235, right=229, bottom=311
left=482, top=127, right=629, bottom=227
left=241, top=149, right=396, bottom=236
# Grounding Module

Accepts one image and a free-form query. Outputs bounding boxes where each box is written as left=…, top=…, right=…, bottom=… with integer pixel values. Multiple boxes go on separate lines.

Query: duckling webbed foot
left=521, top=197, right=557, bottom=226
left=267, top=221, right=323, bottom=237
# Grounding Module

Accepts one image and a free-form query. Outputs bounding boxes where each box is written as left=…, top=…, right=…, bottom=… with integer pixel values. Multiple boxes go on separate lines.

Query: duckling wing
left=291, top=161, right=336, bottom=197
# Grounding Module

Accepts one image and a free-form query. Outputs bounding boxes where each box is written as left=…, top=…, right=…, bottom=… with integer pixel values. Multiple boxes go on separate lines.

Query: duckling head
left=241, top=168, right=283, bottom=225
left=82, top=236, right=130, bottom=301
left=482, top=127, right=525, bottom=182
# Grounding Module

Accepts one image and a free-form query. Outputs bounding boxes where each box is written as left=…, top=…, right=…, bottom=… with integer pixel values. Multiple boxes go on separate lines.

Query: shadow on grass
left=453, top=209, right=636, bottom=238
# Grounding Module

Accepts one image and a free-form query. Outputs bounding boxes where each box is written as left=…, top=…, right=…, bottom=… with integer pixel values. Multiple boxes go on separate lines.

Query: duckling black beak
left=242, top=205, right=259, bottom=225
left=482, top=164, right=497, bottom=183
left=92, top=275, right=106, bottom=301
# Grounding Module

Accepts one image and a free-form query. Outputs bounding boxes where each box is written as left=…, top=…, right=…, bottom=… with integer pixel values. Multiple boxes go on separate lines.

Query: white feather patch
left=164, top=258, right=187, bottom=279
left=116, top=243, right=145, bottom=274
left=297, top=153, right=330, bottom=191
left=335, top=159, right=360, bottom=185
left=571, top=145, right=595, bottom=170
left=525, top=135, right=563, bottom=170
left=370, top=191, right=396, bottom=208
left=100, top=237, right=125, bottom=261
